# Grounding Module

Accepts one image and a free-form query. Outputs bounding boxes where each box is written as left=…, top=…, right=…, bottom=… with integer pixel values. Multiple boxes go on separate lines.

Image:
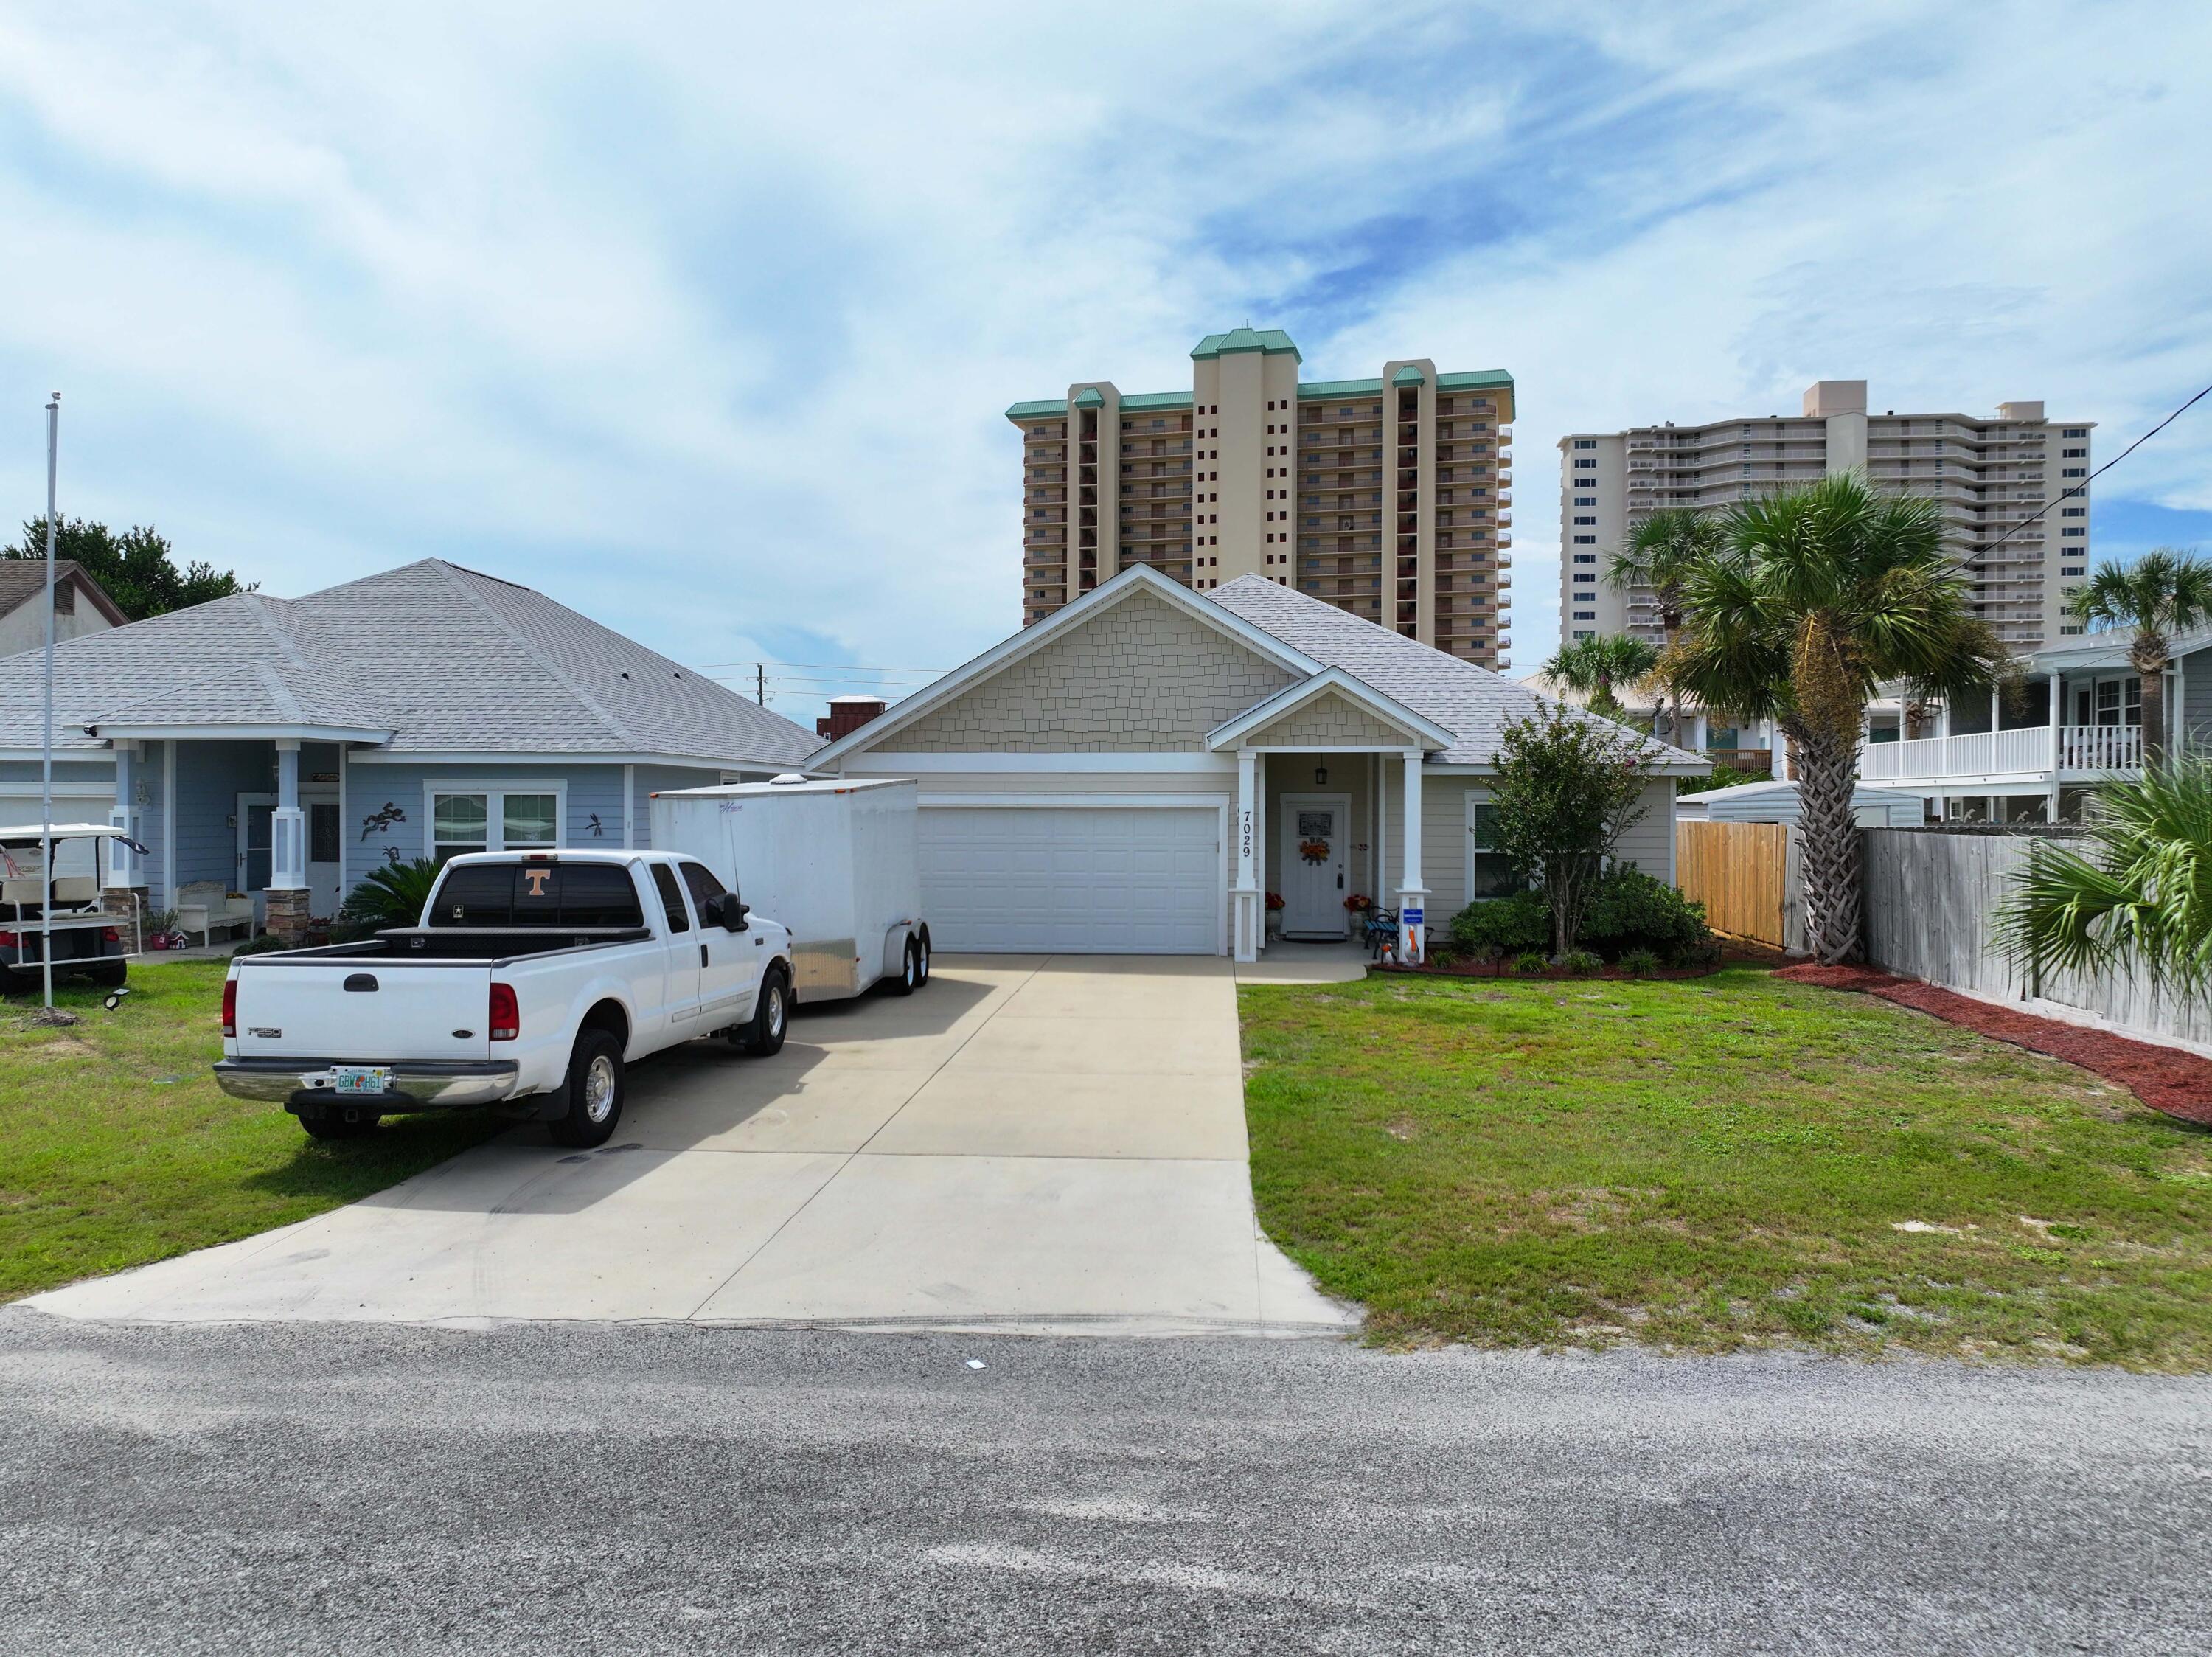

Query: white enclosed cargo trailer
left=650, top=777, right=930, bottom=1001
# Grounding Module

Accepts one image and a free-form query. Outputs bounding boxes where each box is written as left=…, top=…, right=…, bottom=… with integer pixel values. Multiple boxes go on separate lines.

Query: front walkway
left=28, top=956, right=1352, bottom=1337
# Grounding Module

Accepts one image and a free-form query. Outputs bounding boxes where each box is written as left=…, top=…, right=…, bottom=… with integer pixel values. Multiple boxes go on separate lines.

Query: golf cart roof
left=0, top=823, right=127, bottom=844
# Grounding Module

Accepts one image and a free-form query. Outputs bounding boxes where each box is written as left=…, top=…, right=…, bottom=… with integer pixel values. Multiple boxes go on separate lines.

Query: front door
left=306, top=794, right=341, bottom=920
left=237, top=793, right=274, bottom=925
left=1279, top=793, right=1351, bottom=939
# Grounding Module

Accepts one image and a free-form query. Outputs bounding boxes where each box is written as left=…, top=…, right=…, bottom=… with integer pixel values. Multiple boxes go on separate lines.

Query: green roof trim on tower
left=1005, top=399, right=1066, bottom=420
left=1391, top=365, right=1427, bottom=386
left=1119, top=390, right=1194, bottom=411
left=1295, top=378, right=1383, bottom=399
left=1072, top=387, right=1105, bottom=407
left=1009, top=364, right=1511, bottom=423
left=1435, top=369, right=1514, bottom=390
left=1191, top=327, right=1301, bottom=360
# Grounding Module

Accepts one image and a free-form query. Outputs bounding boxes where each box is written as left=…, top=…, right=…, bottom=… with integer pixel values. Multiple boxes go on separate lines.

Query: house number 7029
left=1240, top=810, right=1253, bottom=861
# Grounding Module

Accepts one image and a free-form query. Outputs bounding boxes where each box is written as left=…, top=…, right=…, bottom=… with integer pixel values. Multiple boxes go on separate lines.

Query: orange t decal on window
left=524, top=868, right=551, bottom=897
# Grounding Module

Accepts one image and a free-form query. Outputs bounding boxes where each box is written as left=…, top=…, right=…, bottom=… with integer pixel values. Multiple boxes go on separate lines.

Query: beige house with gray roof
left=813, top=566, right=1705, bottom=961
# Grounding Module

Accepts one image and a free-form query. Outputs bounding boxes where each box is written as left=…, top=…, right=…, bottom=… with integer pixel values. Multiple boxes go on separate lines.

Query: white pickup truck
left=213, top=850, right=795, bottom=1147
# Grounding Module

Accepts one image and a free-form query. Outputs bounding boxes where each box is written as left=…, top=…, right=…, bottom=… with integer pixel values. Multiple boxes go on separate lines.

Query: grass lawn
left=1241, top=967, right=2212, bottom=1369
left=1, top=959, right=504, bottom=1301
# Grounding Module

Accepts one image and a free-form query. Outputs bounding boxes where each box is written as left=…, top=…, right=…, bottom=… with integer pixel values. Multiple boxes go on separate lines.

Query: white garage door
left=919, top=806, right=1222, bottom=954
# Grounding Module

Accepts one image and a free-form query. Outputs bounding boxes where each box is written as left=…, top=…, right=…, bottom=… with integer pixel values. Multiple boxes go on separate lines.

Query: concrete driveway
left=29, top=956, right=1352, bottom=1337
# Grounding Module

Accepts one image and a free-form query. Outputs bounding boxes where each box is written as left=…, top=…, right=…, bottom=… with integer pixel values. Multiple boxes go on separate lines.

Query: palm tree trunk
left=2141, top=667, right=2166, bottom=766
left=1795, top=729, right=1863, bottom=964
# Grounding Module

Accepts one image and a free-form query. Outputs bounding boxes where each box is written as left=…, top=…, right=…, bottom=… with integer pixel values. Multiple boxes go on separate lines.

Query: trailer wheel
left=914, top=931, right=930, bottom=987
left=891, top=937, right=919, bottom=997
left=298, top=1103, right=381, bottom=1141
left=738, top=966, right=789, bottom=1057
left=548, top=1028, right=625, bottom=1147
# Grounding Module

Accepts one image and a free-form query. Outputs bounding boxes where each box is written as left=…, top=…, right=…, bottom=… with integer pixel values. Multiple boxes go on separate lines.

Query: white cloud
left=0, top=0, right=2206, bottom=713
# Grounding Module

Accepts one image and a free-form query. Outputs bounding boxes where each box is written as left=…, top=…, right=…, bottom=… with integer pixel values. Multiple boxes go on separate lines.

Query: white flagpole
left=40, top=391, right=60, bottom=1012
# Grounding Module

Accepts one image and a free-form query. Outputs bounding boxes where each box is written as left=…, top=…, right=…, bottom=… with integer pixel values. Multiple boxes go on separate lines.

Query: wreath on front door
left=1298, top=837, right=1331, bottom=865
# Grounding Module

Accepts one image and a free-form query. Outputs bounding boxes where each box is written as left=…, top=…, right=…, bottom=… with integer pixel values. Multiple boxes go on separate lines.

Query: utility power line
left=1986, top=378, right=2212, bottom=552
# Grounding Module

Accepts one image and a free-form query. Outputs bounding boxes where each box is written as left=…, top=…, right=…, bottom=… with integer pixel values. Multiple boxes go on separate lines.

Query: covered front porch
left=1860, top=664, right=2149, bottom=820
left=1208, top=669, right=1461, bottom=965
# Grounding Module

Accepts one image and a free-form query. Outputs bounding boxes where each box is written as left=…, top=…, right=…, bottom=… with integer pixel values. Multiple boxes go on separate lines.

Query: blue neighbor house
left=0, top=559, right=822, bottom=943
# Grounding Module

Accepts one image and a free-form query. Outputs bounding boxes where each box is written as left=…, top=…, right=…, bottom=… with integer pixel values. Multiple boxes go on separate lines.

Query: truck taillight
left=0, top=930, right=16, bottom=948
left=489, top=982, right=520, bottom=1041
left=222, top=979, right=237, bottom=1038
left=102, top=927, right=121, bottom=943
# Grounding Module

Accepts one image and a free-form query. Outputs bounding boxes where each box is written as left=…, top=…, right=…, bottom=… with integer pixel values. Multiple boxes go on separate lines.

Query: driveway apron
left=28, top=956, right=1352, bottom=1336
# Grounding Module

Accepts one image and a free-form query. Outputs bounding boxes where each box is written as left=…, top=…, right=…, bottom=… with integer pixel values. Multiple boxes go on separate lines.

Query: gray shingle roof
left=0, top=559, right=128, bottom=628
left=0, top=559, right=821, bottom=766
left=1204, top=575, right=1704, bottom=769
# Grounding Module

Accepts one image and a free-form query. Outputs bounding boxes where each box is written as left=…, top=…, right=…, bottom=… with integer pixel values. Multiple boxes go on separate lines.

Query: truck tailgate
left=230, top=962, right=494, bottom=1063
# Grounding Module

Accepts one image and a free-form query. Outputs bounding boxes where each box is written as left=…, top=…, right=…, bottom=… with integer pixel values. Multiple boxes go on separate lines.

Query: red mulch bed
left=1777, top=963, right=2212, bottom=1127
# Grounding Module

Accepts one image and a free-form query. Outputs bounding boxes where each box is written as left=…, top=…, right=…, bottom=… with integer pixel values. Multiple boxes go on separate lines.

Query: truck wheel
left=549, top=1029, right=625, bottom=1147
left=739, top=966, right=789, bottom=1057
left=891, top=938, right=919, bottom=996
left=914, top=932, right=930, bottom=987
left=299, top=1103, right=380, bottom=1141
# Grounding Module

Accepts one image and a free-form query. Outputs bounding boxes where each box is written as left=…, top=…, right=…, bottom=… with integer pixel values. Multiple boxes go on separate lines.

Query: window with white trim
left=428, top=785, right=563, bottom=863
left=1467, top=796, right=1523, bottom=900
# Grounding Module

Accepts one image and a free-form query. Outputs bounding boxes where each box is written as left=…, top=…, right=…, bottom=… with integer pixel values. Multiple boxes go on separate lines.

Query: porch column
left=1232, top=746, right=1259, bottom=962
left=2048, top=673, right=2064, bottom=778
left=1397, top=748, right=1427, bottom=964
left=1689, top=710, right=1708, bottom=754
left=268, top=741, right=309, bottom=945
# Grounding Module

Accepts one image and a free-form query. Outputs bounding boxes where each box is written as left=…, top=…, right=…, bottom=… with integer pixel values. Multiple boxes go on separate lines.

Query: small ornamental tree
left=1488, top=706, right=1663, bottom=959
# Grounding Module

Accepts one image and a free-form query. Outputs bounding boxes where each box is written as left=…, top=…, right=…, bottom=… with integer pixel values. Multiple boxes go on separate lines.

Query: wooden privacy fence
left=1676, top=819, right=1805, bottom=952
left=1863, top=828, right=2212, bottom=1049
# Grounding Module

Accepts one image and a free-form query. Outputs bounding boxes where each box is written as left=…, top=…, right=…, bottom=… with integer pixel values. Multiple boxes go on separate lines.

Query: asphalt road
left=1, top=1311, right=2205, bottom=1655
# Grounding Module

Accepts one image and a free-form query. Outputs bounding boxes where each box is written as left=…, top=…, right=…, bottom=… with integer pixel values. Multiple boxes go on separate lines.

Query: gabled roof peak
left=1192, top=327, right=1301, bottom=361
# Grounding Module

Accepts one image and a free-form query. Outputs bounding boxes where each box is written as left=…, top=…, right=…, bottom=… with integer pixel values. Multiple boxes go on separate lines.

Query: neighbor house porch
left=1860, top=667, right=2149, bottom=822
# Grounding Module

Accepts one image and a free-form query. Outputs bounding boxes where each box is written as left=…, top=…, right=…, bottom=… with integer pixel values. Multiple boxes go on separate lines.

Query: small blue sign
left=1402, top=906, right=1423, bottom=928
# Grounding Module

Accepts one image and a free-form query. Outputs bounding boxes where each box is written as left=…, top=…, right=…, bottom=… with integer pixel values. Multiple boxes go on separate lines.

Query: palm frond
left=1994, top=756, right=2212, bottom=998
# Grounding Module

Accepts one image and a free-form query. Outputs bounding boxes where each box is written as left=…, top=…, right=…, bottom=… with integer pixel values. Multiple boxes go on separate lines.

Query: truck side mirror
left=727, top=900, right=749, bottom=932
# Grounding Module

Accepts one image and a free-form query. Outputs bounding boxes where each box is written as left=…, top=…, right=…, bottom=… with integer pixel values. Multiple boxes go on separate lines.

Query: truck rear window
left=428, top=864, right=645, bottom=928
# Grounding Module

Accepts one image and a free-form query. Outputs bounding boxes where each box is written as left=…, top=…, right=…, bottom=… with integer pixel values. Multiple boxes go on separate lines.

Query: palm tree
left=2065, top=548, right=2212, bottom=763
left=1995, top=756, right=2212, bottom=998
left=1607, top=507, right=1724, bottom=741
left=1544, top=632, right=1660, bottom=721
left=1669, top=471, right=2009, bottom=964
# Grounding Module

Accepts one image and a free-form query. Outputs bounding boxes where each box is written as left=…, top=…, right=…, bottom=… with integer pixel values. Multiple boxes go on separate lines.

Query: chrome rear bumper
left=213, top=1058, right=521, bottom=1111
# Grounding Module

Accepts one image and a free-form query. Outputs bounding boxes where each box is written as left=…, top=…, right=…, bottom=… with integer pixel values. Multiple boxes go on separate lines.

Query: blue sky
left=2, top=2, right=2208, bottom=720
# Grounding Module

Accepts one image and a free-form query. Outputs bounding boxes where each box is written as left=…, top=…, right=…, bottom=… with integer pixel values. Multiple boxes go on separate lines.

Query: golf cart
left=0, top=823, right=142, bottom=994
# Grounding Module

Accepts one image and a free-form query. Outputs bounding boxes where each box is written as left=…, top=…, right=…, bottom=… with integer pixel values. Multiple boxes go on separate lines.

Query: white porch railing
left=2058, top=724, right=2145, bottom=772
left=1860, top=724, right=2142, bottom=783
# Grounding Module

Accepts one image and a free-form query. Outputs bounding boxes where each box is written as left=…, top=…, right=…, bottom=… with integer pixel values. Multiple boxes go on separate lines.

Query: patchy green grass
left=1240, top=968, right=2212, bottom=1369
left=1, top=960, right=503, bottom=1300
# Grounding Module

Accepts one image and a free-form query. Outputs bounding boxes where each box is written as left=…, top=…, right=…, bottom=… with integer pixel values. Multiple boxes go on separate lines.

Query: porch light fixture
left=1313, top=764, right=1329, bottom=785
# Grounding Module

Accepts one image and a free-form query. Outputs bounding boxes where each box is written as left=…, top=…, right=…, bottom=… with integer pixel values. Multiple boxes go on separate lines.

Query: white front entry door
left=1279, top=793, right=1351, bottom=938
left=918, top=805, right=1222, bottom=953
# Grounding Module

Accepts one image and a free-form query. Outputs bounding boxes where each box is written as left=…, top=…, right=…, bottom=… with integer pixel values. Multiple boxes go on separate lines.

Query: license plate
left=330, top=1066, right=390, bottom=1097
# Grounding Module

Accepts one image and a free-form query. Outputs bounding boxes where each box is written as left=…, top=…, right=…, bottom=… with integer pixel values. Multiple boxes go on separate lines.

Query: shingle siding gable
left=1244, top=689, right=1418, bottom=748
left=888, top=588, right=1298, bottom=753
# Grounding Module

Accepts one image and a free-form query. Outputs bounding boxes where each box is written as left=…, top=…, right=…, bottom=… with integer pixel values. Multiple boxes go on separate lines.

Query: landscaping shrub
left=1560, top=949, right=1604, bottom=976
left=1619, top=947, right=1661, bottom=977
left=1447, top=888, right=1548, bottom=957
left=1579, top=865, right=1711, bottom=961
left=340, top=857, right=442, bottom=930
left=1454, top=866, right=1711, bottom=967
left=1512, top=951, right=1548, bottom=976
left=1674, top=937, right=1725, bottom=970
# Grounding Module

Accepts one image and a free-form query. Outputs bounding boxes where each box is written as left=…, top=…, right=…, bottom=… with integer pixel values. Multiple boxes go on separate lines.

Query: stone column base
left=100, top=886, right=148, bottom=953
left=264, top=888, right=312, bottom=948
